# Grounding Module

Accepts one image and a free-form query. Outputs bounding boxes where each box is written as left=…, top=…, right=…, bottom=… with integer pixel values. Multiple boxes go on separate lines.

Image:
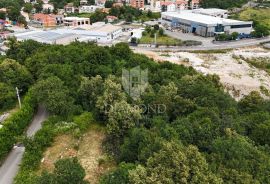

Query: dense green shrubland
left=1, top=40, right=270, bottom=183
left=0, top=91, right=36, bottom=162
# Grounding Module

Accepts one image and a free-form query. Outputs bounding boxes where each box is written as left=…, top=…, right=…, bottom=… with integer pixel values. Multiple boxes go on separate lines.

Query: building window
left=231, top=24, right=252, bottom=29
left=215, top=24, right=224, bottom=32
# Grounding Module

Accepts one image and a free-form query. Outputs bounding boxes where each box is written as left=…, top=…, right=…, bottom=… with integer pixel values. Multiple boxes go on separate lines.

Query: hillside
left=0, top=41, right=269, bottom=184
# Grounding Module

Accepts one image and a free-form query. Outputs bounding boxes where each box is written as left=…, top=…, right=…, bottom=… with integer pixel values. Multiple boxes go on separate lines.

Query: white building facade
left=161, top=11, right=253, bottom=37
left=63, top=17, right=90, bottom=27
left=79, top=6, right=99, bottom=13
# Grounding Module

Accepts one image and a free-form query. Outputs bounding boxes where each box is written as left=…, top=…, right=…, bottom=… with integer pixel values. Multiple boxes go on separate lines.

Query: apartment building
left=130, top=0, right=145, bottom=9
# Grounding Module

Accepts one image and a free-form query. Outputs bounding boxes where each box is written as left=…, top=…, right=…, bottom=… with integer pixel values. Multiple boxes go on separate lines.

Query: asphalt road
left=132, top=36, right=270, bottom=51
left=162, top=30, right=270, bottom=50
left=0, top=106, right=48, bottom=184
left=26, top=106, right=49, bottom=137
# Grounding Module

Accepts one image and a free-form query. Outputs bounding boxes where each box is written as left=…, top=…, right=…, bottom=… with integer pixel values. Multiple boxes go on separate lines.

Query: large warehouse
left=161, top=11, right=253, bottom=37
left=13, top=24, right=122, bottom=44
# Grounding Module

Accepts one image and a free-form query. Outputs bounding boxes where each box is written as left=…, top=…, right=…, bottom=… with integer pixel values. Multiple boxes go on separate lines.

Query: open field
left=39, top=124, right=115, bottom=184
left=237, top=8, right=270, bottom=29
left=134, top=46, right=270, bottom=100
left=139, top=34, right=182, bottom=45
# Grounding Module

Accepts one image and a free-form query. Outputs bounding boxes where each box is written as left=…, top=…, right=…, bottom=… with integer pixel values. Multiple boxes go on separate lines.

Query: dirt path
left=78, top=129, right=108, bottom=183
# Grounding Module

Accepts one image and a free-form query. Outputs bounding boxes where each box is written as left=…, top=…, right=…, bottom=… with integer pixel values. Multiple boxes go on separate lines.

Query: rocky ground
left=134, top=46, right=270, bottom=100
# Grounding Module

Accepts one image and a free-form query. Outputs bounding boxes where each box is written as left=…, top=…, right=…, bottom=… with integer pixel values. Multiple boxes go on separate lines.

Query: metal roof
left=162, top=11, right=252, bottom=26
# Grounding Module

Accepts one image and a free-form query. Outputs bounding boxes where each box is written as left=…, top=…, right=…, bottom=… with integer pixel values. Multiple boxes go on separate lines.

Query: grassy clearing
left=237, top=8, right=270, bottom=29
left=139, top=34, right=182, bottom=46
left=67, top=13, right=92, bottom=18
left=189, top=49, right=232, bottom=54
left=39, top=123, right=115, bottom=184
left=244, top=57, right=270, bottom=73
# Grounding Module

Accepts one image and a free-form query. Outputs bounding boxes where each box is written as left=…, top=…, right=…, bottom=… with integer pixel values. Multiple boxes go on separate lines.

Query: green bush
left=14, top=118, right=56, bottom=184
left=73, top=112, right=94, bottom=132
left=0, top=91, right=36, bottom=163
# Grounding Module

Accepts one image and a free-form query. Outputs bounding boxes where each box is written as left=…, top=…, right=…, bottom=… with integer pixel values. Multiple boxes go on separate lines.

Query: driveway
left=0, top=106, right=49, bottom=184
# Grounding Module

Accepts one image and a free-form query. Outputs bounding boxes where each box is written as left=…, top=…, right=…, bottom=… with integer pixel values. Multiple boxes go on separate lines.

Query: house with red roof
left=32, top=13, right=56, bottom=27
left=106, top=15, right=118, bottom=23
left=152, top=0, right=200, bottom=12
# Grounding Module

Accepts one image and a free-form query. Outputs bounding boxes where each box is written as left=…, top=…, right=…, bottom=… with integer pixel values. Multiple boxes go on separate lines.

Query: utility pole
left=16, top=87, right=21, bottom=109
left=154, top=33, right=157, bottom=46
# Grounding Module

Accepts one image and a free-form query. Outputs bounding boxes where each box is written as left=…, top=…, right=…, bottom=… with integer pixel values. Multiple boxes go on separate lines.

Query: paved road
left=133, top=36, right=270, bottom=52
left=0, top=106, right=48, bottom=184
left=26, top=106, right=49, bottom=137
left=0, top=147, right=25, bottom=184
left=162, top=30, right=270, bottom=50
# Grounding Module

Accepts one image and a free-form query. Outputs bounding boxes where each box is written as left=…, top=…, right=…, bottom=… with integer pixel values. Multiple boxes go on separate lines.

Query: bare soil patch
left=133, top=46, right=270, bottom=100
left=39, top=125, right=115, bottom=184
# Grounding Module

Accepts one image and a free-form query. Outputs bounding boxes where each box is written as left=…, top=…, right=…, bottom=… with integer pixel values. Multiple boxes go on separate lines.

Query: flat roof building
left=63, top=17, right=90, bottom=27
left=192, top=8, right=228, bottom=18
left=161, top=11, right=253, bottom=37
left=13, top=23, right=122, bottom=44
left=14, top=31, right=78, bottom=45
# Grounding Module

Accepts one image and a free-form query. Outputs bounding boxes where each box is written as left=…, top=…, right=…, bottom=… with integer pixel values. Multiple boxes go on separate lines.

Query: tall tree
left=31, top=76, right=75, bottom=115
left=0, top=59, right=33, bottom=92
left=129, top=141, right=222, bottom=184
left=107, top=100, right=142, bottom=137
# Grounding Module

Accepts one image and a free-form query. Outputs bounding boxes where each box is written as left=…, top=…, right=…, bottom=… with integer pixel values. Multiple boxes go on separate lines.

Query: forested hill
left=1, top=40, right=270, bottom=184
left=200, top=0, right=249, bottom=9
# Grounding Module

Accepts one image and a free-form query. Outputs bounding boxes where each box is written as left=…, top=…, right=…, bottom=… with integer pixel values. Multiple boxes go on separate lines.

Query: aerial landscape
left=0, top=0, right=269, bottom=183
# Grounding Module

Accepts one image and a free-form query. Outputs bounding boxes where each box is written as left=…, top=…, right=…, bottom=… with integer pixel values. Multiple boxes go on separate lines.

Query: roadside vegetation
left=139, top=29, right=182, bottom=46
left=230, top=8, right=270, bottom=37
left=137, top=25, right=201, bottom=46
left=0, top=39, right=270, bottom=184
left=89, top=7, right=160, bottom=23
left=238, top=8, right=270, bottom=30
left=242, top=56, right=270, bottom=73
left=200, top=0, right=249, bottom=9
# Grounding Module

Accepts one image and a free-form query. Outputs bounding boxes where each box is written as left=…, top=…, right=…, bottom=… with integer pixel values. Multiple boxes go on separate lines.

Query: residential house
left=158, top=1, right=176, bottom=12
left=43, top=3, right=54, bottom=13
left=24, top=0, right=37, bottom=3
left=106, top=15, right=118, bottom=23
left=63, top=17, right=90, bottom=27
left=0, top=8, right=7, bottom=13
left=80, top=0, right=88, bottom=5
left=191, top=0, right=200, bottom=9
left=32, top=13, right=56, bottom=27
left=130, top=0, right=144, bottom=9
left=175, top=0, right=188, bottom=10
left=64, top=3, right=77, bottom=13
left=101, top=8, right=110, bottom=14
left=113, top=2, right=124, bottom=7
left=152, top=0, right=199, bottom=12
left=79, top=5, right=99, bottom=13
left=52, top=14, right=64, bottom=25
left=96, top=0, right=106, bottom=6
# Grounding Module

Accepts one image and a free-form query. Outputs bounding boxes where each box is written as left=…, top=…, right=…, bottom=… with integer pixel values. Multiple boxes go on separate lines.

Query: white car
left=4, top=24, right=12, bottom=27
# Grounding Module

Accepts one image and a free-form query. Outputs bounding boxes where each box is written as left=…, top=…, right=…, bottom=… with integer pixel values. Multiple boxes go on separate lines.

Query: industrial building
left=192, top=8, right=228, bottom=18
left=161, top=11, right=253, bottom=37
left=13, top=24, right=123, bottom=44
